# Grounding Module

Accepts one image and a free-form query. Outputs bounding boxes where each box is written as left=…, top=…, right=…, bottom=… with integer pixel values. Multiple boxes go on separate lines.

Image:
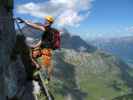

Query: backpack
left=42, top=28, right=61, bottom=50
left=51, top=28, right=61, bottom=50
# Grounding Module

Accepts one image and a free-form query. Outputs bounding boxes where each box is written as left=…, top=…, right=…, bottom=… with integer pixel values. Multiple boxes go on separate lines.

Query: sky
left=14, top=0, right=133, bottom=40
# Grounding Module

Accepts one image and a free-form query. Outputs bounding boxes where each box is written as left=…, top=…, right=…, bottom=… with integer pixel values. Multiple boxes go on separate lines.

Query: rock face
left=0, top=1, right=35, bottom=100
left=0, top=0, right=16, bottom=99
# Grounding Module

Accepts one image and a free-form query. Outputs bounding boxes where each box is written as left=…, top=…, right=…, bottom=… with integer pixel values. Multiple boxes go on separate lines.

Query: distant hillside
left=89, top=36, right=133, bottom=67
left=61, top=29, right=97, bottom=52
left=51, top=49, right=133, bottom=100
left=112, top=93, right=133, bottom=100
left=16, top=26, right=133, bottom=100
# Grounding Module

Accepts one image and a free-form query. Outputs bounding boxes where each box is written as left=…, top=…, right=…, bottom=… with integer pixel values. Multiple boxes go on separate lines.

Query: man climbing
left=17, top=16, right=60, bottom=84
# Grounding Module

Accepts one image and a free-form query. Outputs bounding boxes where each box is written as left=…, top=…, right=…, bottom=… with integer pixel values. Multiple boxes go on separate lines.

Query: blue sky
left=14, top=0, right=133, bottom=40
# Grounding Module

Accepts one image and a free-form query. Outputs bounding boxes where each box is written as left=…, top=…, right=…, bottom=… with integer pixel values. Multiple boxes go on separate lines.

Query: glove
left=16, top=17, right=25, bottom=23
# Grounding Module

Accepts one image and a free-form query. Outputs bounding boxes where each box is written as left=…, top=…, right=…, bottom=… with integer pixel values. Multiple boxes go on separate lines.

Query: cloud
left=126, top=26, right=133, bottom=33
left=16, top=0, right=93, bottom=27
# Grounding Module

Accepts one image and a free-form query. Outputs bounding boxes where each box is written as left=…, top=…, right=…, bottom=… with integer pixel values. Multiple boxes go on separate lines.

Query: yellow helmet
left=44, top=16, right=54, bottom=23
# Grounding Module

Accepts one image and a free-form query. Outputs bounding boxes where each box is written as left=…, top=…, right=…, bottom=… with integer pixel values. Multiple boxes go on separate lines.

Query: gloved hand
left=16, top=17, right=25, bottom=23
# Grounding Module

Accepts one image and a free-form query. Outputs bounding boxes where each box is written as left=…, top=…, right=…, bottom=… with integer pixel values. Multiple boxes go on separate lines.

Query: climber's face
left=44, top=19, right=51, bottom=27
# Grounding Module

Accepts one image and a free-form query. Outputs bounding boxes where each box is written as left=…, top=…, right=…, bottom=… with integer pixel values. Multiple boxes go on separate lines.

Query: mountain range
left=89, top=36, right=133, bottom=68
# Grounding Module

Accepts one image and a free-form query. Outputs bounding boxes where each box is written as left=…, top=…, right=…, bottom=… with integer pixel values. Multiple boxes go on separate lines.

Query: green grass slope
left=43, top=49, right=133, bottom=100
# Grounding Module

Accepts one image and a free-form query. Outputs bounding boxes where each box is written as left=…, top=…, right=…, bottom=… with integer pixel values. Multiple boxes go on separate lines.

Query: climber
left=16, top=16, right=60, bottom=83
